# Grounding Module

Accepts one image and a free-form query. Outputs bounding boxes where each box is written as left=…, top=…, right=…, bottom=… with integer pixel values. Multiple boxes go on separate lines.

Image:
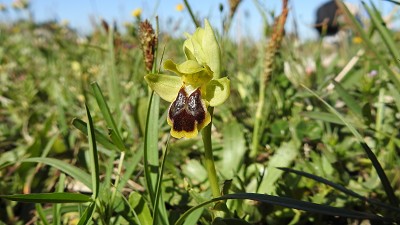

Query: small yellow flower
left=132, top=8, right=142, bottom=18
left=352, top=36, right=363, bottom=44
left=175, top=3, right=184, bottom=12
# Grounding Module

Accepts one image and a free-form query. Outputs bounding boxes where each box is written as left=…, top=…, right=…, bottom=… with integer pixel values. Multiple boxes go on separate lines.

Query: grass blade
left=53, top=173, right=66, bottom=225
left=91, top=82, right=124, bottom=151
left=85, top=105, right=100, bottom=199
left=175, top=193, right=388, bottom=225
left=143, top=92, right=159, bottom=202
left=301, top=111, right=346, bottom=125
left=129, top=192, right=151, bottom=225
left=105, top=27, right=122, bottom=110
left=40, top=134, right=58, bottom=158
left=383, top=0, right=400, bottom=4
left=153, top=135, right=170, bottom=225
left=21, top=157, right=92, bottom=189
left=72, top=118, right=118, bottom=151
left=277, top=167, right=400, bottom=213
left=119, top=191, right=142, bottom=225
left=35, top=203, right=50, bottom=225
left=0, top=193, right=92, bottom=203
left=332, top=80, right=362, bottom=118
left=77, top=202, right=96, bottom=225
left=108, top=128, right=126, bottom=152
left=143, top=92, right=170, bottom=225
left=182, top=207, right=203, bottom=225
left=364, top=1, right=400, bottom=68
left=302, top=85, right=399, bottom=207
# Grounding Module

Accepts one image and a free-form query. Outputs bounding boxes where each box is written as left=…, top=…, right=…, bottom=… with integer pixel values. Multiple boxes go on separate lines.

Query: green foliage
left=1, top=1, right=400, bottom=224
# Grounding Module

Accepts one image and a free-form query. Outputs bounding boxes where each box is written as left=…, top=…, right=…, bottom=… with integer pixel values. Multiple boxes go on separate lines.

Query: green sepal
left=183, top=19, right=221, bottom=78
left=204, top=77, right=230, bottom=106
left=144, top=74, right=182, bottom=102
left=183, top=34, right=196, bottom=61
left=203, top=20, right=221, bottom=78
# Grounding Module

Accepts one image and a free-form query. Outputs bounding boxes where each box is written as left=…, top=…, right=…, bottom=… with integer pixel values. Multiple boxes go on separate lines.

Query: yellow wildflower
left=175, top=3, right=184, bottom=12
left=132, top=8, right=142, bottom=18
left=352, top=36, right=363, bottom=44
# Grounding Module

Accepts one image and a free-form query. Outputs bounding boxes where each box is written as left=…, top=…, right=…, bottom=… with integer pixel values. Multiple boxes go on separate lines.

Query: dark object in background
left=315, top=0, right=340, bottom=36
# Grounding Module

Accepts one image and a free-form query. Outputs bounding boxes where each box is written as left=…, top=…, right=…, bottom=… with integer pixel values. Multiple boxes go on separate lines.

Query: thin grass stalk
left=143, top=91, right=157, bottom=204
left=107, top=27, right=122, bottom=113
left=250, top=0, right=289, bottom=158
left=183, top=0, right=200, bottom=28
left=85, top=105, right=99, bottom=200
left=108, top=151, right=125, bottom=220
left=35, top=203, right=50, bottom=225
left=53, top=173, right=65, bottom=225
left=223, top=0, right=242, bottom=35
left=152, top=136, right=170, bottom=225
left=120, top=193, right=143, bottom=225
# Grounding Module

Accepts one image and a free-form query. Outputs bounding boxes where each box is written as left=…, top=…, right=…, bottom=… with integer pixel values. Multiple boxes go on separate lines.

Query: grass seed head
left=139, top=20, right=158, bottom=72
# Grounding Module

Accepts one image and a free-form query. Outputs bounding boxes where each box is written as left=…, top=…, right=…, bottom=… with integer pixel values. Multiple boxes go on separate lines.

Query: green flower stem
left=201, top=107, right=221, bottom=198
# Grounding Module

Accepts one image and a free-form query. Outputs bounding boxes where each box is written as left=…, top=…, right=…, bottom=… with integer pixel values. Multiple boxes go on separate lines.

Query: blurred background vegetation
left=1, top=0, right=400, bottom=224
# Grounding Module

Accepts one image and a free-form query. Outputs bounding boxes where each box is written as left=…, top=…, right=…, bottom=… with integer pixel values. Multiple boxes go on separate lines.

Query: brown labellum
left=168, top=87, right=210, bottom=138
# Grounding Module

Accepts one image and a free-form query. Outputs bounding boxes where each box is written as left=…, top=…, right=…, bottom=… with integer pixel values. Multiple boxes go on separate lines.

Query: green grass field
left=1, top=1, right=400, bottom=224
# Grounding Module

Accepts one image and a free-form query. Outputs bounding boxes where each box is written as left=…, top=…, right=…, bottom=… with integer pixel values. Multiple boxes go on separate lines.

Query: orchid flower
left=145, top=20, right=230, bottom=138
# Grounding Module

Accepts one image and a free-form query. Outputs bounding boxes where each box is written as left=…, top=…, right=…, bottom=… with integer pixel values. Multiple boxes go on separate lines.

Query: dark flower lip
left=167, top=87, right=211, bottom=138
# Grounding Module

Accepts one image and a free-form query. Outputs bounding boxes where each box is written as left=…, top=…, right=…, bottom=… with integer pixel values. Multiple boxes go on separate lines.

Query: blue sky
left=0, top=0, right=397, bottom=40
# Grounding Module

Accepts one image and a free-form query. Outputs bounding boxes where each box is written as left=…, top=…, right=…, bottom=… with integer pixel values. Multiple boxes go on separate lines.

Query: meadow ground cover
left=1, top=0, right=400, bottom=224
